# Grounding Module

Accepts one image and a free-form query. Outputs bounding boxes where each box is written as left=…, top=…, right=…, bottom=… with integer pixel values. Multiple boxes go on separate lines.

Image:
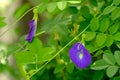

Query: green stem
left=35, top=31, right=46, bottom=37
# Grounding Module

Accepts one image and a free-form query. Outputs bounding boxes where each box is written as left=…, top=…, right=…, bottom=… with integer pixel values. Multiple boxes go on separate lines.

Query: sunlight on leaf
left=57, top=1, right=67, bottom=10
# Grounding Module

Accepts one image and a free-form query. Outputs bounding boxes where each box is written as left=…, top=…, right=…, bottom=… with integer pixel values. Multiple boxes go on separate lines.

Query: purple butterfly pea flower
left=26, top=20, right=36, bottom=42
left=69, top=42, right=91, bottom=69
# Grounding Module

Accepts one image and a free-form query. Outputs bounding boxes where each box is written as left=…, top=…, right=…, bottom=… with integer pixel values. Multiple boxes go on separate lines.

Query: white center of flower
left=79, top=53, right=83, bottom=59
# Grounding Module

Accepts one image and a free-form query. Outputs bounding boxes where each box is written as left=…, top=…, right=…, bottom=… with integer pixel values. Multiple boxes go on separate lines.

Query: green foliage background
left=0, top=0, right=120, bottom=80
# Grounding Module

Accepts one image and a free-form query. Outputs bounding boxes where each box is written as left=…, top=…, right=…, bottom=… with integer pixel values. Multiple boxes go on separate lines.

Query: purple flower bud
left=69, top=43, right=91, bottom=69
left=26, top=20, right=36, bottom=42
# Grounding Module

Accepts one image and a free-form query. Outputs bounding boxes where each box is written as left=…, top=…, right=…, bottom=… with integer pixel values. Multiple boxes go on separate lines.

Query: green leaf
left=103, top=52, right=116, bottom=65
left=55, top=24, right=69, bottom=35
left=37, top=3, right=47, bottom=13
left=91, top=59, right=109, bottom=70
left=111, top=7, right=120, bottom=20
left=86, top=44, right=98, bottom=53
left=94, top=50, right=103, bottom=57
left=85, top=31, right=96, bottom=41
left=47, top=2, right=56, bottom=13
left=114, top=51, right=120, bottom=65
left=113, top=32, right=120, bottom=41
left=105, top=35, right=113, bottom=47
left=15, top=51, right=35, bottom=64
left=27, top=38, right=42, bottom=52
left=80, top=5, right=90, bottom=18
left=115, top=42, right=120, bottom=49
left=106, top=66, right=118, bottom=77
left=99, top=17, right=110, bottom=32
left=41, top=14, right=69, bottom=35
left=37, top=47, right=55, bottom=62
left=109, top=22, right=119, bottom=34
left=66, top=62, right=74, bottom=73
left=54, top=64, right=65, bottom=74
left=113, top=0, right=120, bottom=6
left=96, top=33, right=107, bottom=47
left=90, top=17, right=99, bottom=31
left=57, top=1, right=67, bottom=10
left=103, top=6, right=116, bottom=15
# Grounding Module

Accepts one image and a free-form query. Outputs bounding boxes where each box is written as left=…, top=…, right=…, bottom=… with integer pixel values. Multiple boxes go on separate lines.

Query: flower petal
left=69, top=42, right=91, bottom=69
left=26, top=20, right=36, bottom=42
